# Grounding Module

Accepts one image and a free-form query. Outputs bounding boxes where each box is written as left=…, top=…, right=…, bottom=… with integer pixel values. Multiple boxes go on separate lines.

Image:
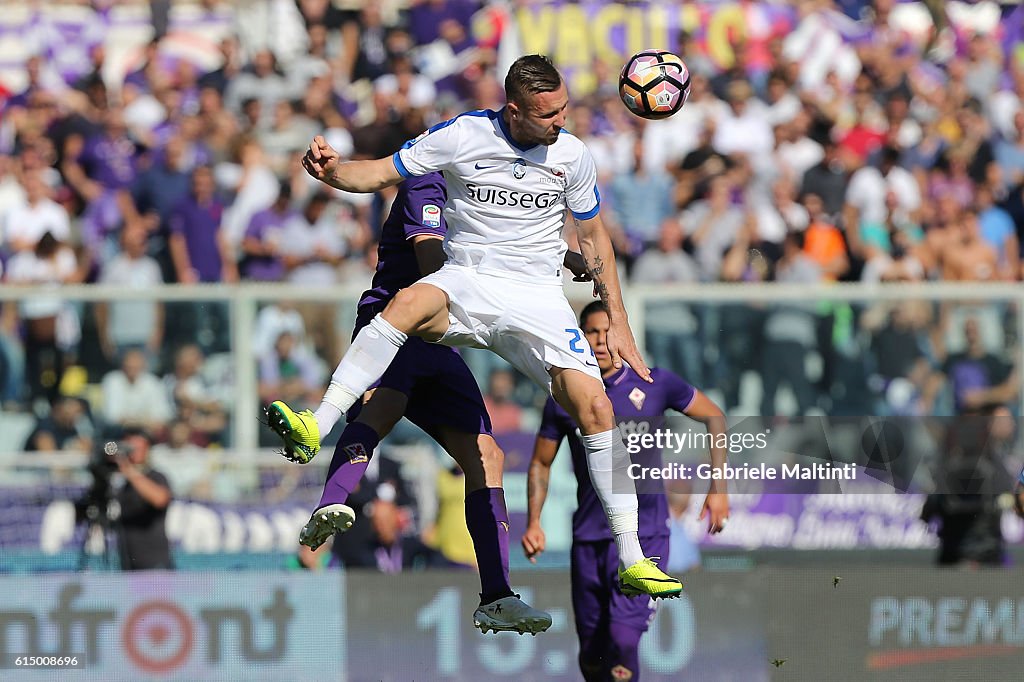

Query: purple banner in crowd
left=0, top=486, right=311, bottom=555
left=507, top=0, right=1024, bottom=98
left=0, top=4, right=229, bottom=85
left=509, top=1, right=795, bottom=95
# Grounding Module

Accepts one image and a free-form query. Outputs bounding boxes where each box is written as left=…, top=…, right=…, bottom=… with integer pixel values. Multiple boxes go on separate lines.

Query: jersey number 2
left=564, top=329, right=595, bottom=357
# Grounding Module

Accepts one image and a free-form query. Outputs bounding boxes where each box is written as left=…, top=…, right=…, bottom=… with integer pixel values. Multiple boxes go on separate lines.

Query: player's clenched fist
left=302, top=135, right=341, bottom=182
left=521, top=524, right=546, bottom=563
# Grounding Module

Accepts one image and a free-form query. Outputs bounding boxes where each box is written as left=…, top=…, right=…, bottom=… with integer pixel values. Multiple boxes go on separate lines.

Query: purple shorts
left=348, top=311, right=492, bottom=437
left=571, top=535, right=670, bottom=674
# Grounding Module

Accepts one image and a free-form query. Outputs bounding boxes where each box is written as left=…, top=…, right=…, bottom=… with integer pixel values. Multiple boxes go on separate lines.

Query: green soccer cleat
left=618, top=558, right=683, bottom=599
left=265, top=400, right=321, bottom=464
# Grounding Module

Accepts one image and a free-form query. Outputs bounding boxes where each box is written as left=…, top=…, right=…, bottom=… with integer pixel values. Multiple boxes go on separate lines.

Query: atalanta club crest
left=512, top=159, right=527, bottom=180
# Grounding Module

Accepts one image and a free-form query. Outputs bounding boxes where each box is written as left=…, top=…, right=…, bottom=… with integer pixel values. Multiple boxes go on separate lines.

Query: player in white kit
left=267, top=55, right=682, bottom=600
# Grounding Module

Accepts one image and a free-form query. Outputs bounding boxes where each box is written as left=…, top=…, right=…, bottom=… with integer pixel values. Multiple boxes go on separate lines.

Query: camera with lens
left=88, top=440, right=134, bottom=477
left=77, top=440, right=133, bottom=522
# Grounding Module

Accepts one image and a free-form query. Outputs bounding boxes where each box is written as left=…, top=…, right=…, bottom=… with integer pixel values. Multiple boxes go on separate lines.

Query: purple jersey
left=80, top=133, right=138, bottom=190
left=357, top=173, right=447, bottom=315
left=539, top=366, right=696, bottom=542
left=242, top=207, right=296, bottom=281
left=168, top=196, right=225, bottom=282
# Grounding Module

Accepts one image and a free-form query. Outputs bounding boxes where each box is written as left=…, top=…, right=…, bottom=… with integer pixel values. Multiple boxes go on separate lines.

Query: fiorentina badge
left=628, top=387, right=646, bottom=411
left=343, top=443, right=369, bottom=464
left=610, top=665, right=633, bottom=681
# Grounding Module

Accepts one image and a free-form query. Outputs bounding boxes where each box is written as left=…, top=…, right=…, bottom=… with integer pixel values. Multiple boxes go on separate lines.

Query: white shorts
left=418, top=264, right=602, bottom=391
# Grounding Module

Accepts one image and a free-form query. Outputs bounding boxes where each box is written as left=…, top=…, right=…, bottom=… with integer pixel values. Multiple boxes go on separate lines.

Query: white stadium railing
left=2, top=281, right=1022, bottom=452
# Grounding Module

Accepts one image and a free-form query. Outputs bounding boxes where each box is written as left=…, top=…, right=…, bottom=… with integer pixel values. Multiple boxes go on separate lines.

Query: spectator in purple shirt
left=62, top=107, right=140, bottom=263
left=240, top=181, right=296, bottom=281
left=168, top=165, right=237, bottom=284
left=130, top=135, right=193, bottom=280
left=406, top=0, right=480, bottom=46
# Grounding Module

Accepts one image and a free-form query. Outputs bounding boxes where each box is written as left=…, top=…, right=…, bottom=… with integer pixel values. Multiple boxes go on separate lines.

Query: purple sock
left=318, top=422, right=381, bottom=508
left=465, top=487, right=513, bottom=604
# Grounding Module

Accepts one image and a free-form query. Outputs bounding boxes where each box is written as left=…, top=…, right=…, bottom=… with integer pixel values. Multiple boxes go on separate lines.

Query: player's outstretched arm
left=522, top=436, right=559, bottom=562
left=574, top=214, right=652, bottom=382
left=684, top=390, right=730, bottom=534
left=302, top=135, right=403, bottom=193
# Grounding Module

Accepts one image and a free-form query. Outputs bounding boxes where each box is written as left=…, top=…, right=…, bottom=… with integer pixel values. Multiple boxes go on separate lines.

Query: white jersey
left=393, top=109, right=600, bottom=282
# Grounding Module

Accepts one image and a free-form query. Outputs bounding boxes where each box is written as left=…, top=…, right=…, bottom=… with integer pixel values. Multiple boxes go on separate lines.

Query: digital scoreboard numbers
left=344, top=571, right=758, bottom=681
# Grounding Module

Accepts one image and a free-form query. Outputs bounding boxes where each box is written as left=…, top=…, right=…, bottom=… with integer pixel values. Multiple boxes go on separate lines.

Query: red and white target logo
left=121, top=601, right=193, bottom=673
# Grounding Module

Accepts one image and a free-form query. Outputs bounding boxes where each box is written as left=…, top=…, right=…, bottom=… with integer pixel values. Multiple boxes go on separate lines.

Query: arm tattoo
left=583, top=255, right=611, bottom=304
left=529, top=469, right=549, bottom=503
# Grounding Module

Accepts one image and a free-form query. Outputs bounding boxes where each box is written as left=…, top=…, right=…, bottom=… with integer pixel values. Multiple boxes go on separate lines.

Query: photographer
left=922, top=413, right=1010, bottom=566
left=112, top=430, right=174, bottom=570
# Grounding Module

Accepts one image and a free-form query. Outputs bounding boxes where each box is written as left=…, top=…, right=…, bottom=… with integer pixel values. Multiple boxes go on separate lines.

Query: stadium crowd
left=0, top=0, right=1020, bottom=443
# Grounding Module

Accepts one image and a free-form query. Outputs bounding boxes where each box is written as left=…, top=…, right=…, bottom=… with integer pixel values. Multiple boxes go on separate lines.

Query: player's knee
left=386, top=287, right=431, bottom=327
left=385, top=287, right=419, bottom=321
left=584, top=393, right=615, bottom=432
left=386, top=286, right=447, bottom=335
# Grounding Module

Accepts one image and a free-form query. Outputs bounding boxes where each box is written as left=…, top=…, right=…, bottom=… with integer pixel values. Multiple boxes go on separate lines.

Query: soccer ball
left=618, top=49, right=690, bottom=120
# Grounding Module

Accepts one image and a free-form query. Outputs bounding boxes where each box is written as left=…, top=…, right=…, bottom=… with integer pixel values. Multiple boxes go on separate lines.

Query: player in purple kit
left=522, top=301, right=730, bottom=681
left=277, top=171, right=589, bottom=634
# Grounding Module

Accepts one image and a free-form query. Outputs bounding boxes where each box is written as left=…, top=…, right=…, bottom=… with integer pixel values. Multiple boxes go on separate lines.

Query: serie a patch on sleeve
left=422, top=204, right=442, bottom=228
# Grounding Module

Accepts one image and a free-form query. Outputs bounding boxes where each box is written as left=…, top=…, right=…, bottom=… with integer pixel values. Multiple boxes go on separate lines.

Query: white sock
left=316, top=314, right=407, bottom=437
left=581, top=428, right=644, bottom=568
left=313, top=402, right=343, bottom=439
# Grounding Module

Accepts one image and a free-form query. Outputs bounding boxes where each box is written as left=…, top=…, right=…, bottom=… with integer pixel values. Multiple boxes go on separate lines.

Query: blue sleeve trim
left=392, top=151, right=411, bottom=178
left=572, top=201, right=600, bottom=221
left=402, top=109, right=490, bottom=149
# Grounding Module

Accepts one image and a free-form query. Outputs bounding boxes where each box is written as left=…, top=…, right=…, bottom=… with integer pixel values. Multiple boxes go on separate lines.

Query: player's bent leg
left=551, top=368, right=682, bottom=599
left=441, top=430, right=503, bottom=492
left=308, top=284, right=449, bottom=439
left=439, top=428, right=551, bottom=635
left=549, top=367, right=616, bottom=435
left=269, top=286, right=450, bottom=457
left=550, top=368, right=641, bottom=560
left=381, top=283, right=452, bottom=341
left=301, top=389, right=408, bottom=550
